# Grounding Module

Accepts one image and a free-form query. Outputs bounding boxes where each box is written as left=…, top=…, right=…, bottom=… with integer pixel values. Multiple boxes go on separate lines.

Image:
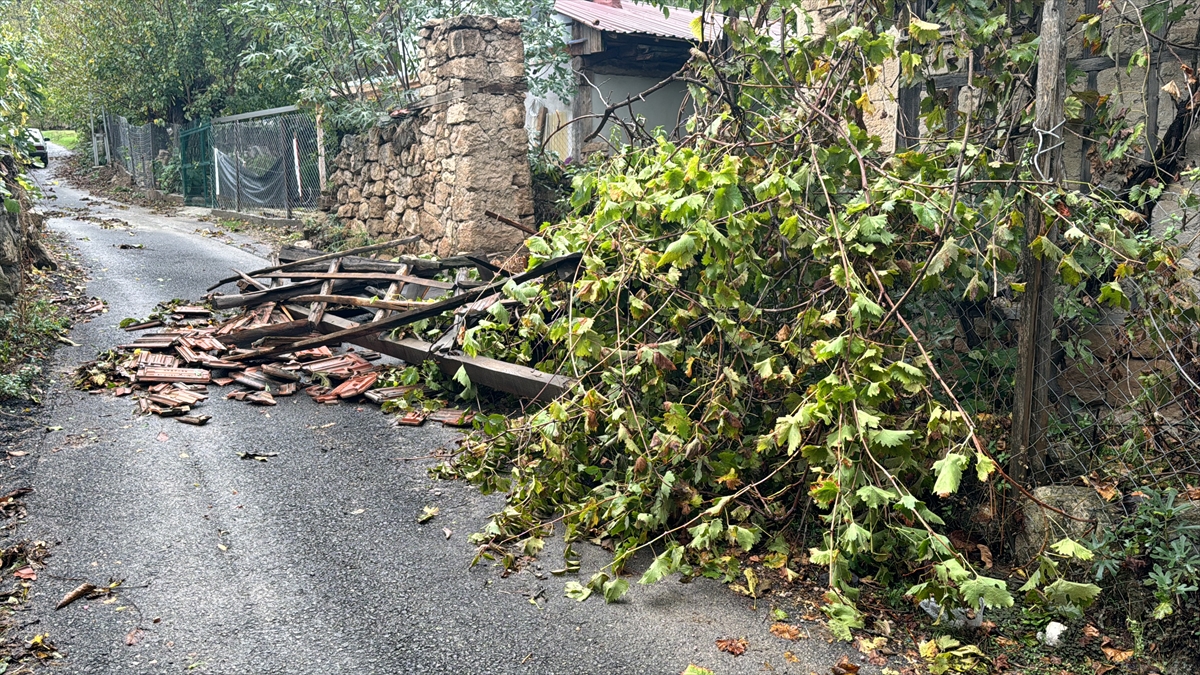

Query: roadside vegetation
left=15, top=0, right=1200, bottom=670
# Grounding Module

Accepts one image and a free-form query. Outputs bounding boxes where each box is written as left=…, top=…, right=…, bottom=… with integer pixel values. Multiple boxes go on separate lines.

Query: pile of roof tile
left=74, top=237, right=583, bottom=427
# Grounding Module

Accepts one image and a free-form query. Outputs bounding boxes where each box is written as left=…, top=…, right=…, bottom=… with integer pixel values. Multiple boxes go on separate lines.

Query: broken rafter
left=227, top=253, right=582, bottom=364
left=206, top=236, right=419, bottom=291
left=289, top=306, right=577, bottom=402
left=256, top=272, right=455, bottom=290
left=290, top=295, right=429, bottom=311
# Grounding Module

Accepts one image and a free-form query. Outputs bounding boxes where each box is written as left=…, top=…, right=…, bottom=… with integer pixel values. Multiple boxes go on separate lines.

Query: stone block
left=417, top=209, right=443, bottom=240
left=439, top=57, right=487, bottom=81
left=348, top=187, right=363, bottom=203
left=402, top=209, right=420, bottom=233
left=369, top=162, right=386, bottom=182
left=434, top=182, right=452, bottom=207
left=336, top=203, right=355, bottom=219
left=357, top=202, right=371, bottom=221
left=369, top=197, right=386, bottom=219
left=365, top=143, right=379, bottom=161
left=498, top=61, right=524, bottom=78
left=407, top=195, right=422, bottom=209
left=383, top=211, right=401, bottom=232
left=497, top=18, right=522, bottom=34
left=455, top=219, right=524, bottom=254
left=448, top=29, right=484, bottom=58
left=337, top=187, right=348, bottom=203
left=1014, top=486, right=1113, bottom=562
left=444, top=15, right=496, bottom=31
left=503, top=105, right=525, bottom=128
left=446, top=103, right=470, bottom=125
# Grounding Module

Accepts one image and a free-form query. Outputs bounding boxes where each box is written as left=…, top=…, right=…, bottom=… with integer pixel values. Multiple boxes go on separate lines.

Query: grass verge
left=40, top=130, right=78, bottom=151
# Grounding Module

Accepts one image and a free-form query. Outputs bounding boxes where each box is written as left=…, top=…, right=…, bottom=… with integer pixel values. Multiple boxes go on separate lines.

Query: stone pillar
left=326, top=15, right=534, bottom=257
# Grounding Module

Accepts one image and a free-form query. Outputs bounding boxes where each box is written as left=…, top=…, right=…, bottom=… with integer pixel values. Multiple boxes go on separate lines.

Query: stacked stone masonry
left=326, top=16, right=533, bottom=256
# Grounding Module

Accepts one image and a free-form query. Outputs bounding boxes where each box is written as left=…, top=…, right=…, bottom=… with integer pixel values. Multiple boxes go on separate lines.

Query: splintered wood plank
left=256, top=272, right=454, bottom=290
left=284, top=309, right=576, bottom=402
left=309, top=259, right=340, bottom=327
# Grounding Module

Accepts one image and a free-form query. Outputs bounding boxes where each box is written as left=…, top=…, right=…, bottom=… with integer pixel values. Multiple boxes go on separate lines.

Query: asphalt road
left=11, top=144, right=880, bottom=674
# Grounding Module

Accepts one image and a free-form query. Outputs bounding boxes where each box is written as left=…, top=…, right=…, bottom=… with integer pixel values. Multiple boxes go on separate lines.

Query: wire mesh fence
left=104, top=107, right=329, bottom=218
left=102, top=114, right=182, bottom=191
left=209, top=110, right=328, bottom=219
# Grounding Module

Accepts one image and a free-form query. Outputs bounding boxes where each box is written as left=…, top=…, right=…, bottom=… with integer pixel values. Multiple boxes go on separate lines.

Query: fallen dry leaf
left=7, top=451, right=27, bottom=457
left=125, top=628, right=143, bottom=646
left=1088, top=657, right=1116, bottom=675
left=14, top=567, right=36, bottom=581
left=1081, top=624, right=1100, bottom=646
left=1101, top=646, right=1133, bottom=663
left=783, top=651, right=799, bottom=663
left=831, top=656, right=861, bottom=674
left=56, top=582, right=98, bottom=610
left=770, top=622, right=801, bottom=640
left=977, top=543, right=993, bottom=569
left=715, top=637, right=748, bottom=656
left=443, top=527, right=453, bottom=540
left=156, top=431, right=169, bottom=442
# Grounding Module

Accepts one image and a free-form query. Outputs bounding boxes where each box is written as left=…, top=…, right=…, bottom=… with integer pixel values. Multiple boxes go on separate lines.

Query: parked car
left=27, top=128, right=47, bottom=167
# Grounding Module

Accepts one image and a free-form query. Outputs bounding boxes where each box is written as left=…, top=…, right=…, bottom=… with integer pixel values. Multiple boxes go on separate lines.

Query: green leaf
left=602, top=576, right=629, bottom=603
left=3, top=199, right=18, bottom=214
left=960, top=575, right=1014, bottom=609
left=640, top=550, right=674, bottom=585
left=1043, top=579, right=1101, bottom=608
left=870, top=428, right=914, bottom=448
left=681, top=666, right=714, bottom=675
left=908, top=18, right=942, bottom=44
left=1058, top=253, right=1085, bottom=286
left=856, top=485, right=898, bottom=508
left=1049, top=537, right=1094, bottom=561
left=564, top=581, right=592, bottom=601
left=1098, top=281, right=1131, bottom=309
left=932, top=453, right=969, bottom=497
left=656, top=233, right=698, bottom=268
left=729, top=525, right=759, bottom=551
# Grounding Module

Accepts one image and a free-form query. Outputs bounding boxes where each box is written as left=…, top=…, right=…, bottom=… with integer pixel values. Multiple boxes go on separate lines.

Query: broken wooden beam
left=228, top=253, right=581, bottom=363
left=218, top=320, right=316, bottom=348
left=209, top=278, right=370, bottom=310
left=255, top=272, right=455, bottom=290
left=290, top=295, right=429, bottom=312
left=206, top=236, right=420, bottom=291
left=286, top=306, right=577, bottom=402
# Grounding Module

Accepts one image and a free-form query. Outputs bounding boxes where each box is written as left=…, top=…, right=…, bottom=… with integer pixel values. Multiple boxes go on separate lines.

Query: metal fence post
left=279, top=118, right=293, bottom=220
left=235, top=121, right=243, bottom=213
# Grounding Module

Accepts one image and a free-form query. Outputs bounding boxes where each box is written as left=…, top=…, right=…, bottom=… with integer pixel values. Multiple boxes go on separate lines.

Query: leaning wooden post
left=1010, top=0, right=1067, bottom=486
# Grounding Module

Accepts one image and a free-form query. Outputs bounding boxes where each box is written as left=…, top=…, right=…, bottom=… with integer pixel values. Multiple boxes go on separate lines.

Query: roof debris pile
left=73, top=237, right=582, bottom=426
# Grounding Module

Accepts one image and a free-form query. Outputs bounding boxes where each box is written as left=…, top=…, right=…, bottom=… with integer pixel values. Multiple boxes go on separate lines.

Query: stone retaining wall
left=325, top=16, right=533, bottom=257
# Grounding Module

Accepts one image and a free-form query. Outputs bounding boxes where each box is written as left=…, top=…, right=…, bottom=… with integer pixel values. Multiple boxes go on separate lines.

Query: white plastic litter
left=1037, top=621, right=1067, bottom=646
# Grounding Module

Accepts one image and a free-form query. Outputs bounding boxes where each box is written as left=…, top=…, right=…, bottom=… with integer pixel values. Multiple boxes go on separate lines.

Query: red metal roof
left=553, top=0, right=716, bottom=41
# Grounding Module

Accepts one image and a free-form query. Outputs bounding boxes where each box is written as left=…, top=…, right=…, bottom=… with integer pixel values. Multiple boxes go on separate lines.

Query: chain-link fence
left=102, top=113, right=182, bottom=191
left=208, top=109, right=329, bottom=219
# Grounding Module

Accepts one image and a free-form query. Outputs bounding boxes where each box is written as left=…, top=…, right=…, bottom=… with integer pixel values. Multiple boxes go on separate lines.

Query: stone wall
left=326, top=16, right=533, bottom=257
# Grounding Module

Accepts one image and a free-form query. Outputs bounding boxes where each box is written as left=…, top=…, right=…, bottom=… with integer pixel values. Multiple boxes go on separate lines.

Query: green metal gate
left=179, top=122, right=213, bottom=207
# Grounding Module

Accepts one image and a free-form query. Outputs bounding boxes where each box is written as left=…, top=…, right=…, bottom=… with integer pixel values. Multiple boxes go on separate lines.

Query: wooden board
left=287, top=306, right=576, bottom=402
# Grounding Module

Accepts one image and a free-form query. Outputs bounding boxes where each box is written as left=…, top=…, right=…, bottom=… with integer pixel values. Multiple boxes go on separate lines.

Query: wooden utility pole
left=1010, top=0, right=1067, bottom=485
